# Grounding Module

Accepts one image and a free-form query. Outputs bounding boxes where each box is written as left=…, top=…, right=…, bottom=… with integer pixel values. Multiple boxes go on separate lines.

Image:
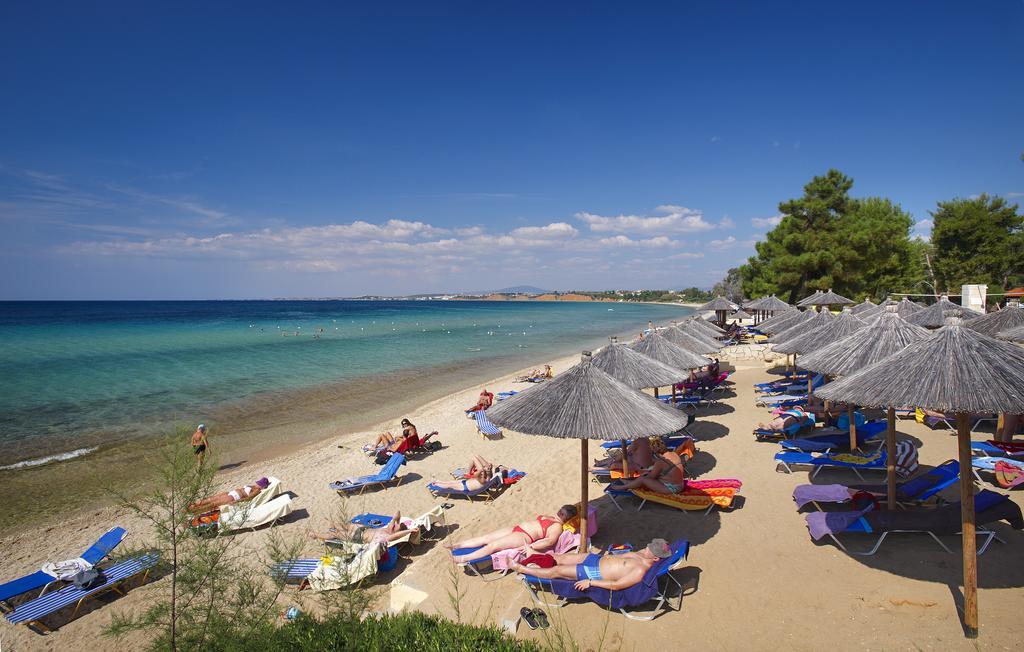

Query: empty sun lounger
left=474, top=411, right=502, bottom=438
left=792, top=460, right=960, bottom=510
left=520, top=539, right=691, bottom=621
left=0, top=526, right=128, bottom=611
left=6, top=553, right=159, bottom=633
left=779, top=420, right=887, bottom=452
left=971, top=440, right=1024, bottom=458
left=329, top=454, right=407, bottom=495
left=776, top=441, right=918, bottom=480
left=805, top=489, right=1023, bottom=556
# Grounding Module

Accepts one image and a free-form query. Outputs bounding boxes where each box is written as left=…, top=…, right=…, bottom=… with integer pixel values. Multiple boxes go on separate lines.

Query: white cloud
left=914, top=218, right=933, bottom=234
left=1006, top=192, right=1024, bottom=198
left=709, top=136, right=721, bottom=143
left=575, top=205, right=714, bottom=234
left=708, top=236, right=737, bottom=250
left=751, top=214, right=784, bottom=228
left=106, top=184, right=229, bottom=223
left=597, top=235, right=678, bottom=248
left=718, top=217, right=735, bottom=229
left=509, top=222, right=578, bottom=239
left=667, top=251, right=704, bottom=260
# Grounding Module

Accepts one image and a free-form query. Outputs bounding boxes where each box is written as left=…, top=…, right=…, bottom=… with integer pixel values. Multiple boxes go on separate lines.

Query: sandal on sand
left=532, top=608, right=549, bottom=629
left=520, top=607, right=539, bottom=630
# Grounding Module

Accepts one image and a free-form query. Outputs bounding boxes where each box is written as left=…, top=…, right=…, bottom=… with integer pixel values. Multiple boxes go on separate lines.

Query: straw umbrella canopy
left=629, top=331, right=711, bottom=372
left=590, top=340, right=690, bottom=390
left=849, top=299, right=877, bottom=315
left=906, top=295, right=982, bottom=328
left=682, top=315, right=725, bottom=336
left=892, top=296, right=924, bottom=319
left=997, top=323, right=1024, bottom=343
left=805, top=288, right=855, bottom=309
left=662, top=326, right=722, bottom=354
left=815, top=320, right=1024, bottom=638
left=699, top=296, right=738, bottom=327
left=964, top=304, right=1024, bottom=337
left=772, top=310, right=866, bottom=356
left=758, top=295, right=792, bottom=314
left=674, top=319, right=725, bottom=345
left=757, top=308, right=811, bottom=335
left=731, top=308, right=752, bottom=320
left=769, top=308, right=834, bottom=345
left=486, top=352, right=693, bottom=547
left=796, top=290, right=824, bottom=307
left=742, top=297, right=765, bottom=311
left=799, top=310, right=930, bottom=479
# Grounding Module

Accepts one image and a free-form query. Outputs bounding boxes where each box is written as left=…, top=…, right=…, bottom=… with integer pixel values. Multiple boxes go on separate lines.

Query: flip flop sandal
left=532, top=608, right=550, bottom=629
left=520, top=607, right=539, bottom=630
left=441, top=503, right=455, bottom=510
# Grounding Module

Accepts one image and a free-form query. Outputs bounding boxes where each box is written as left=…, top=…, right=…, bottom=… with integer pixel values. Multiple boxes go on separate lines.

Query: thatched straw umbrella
left=699, top=296, right=738, bottom=327
left=890, top=297, right=923, bottom=319
left=673, top=319, right=725, bottom=345
left=803, top=288, right=855, bottom=311
left=965, top=304, right=1024, bottom=337
left=849, top=299, right=877, bottom=315
left=662, top=326, right=722, bottom=355
left=758, top=308, right=811, bottom=335
left=770, top=308, right=834, bottom=346
left=799, top=310, right=930, bottom=481
left=773, top=311, right=865, bottom=408
left=906, top=295, right=982, bottom=328
left=816, top=320, right=1024, bottom=638
left=629, top=331, right=711, bottom=392
left=751, top=295, right=793, bottom=324
left=997, top=323, right=1024, bottom=343
left=486, top=352, right=692, bottom=547
left=731, top=308, right=752, bottom=321
left=796, top=290, right=824, bottom=308
left=590, top=340, right=693, bottom=476
left=683, top=315, right=726, bottom=336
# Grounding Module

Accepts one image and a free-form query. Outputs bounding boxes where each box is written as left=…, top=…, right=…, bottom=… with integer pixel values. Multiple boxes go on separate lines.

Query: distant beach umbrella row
left=771, top=310, right=865, bottom=356
left=769, top=308, right=833, bottom=345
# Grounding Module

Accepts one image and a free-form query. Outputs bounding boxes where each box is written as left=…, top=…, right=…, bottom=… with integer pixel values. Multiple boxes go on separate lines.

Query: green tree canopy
left=930, top=194, right=1023, bottom=292
left=737, top=169, right=923, bottom=302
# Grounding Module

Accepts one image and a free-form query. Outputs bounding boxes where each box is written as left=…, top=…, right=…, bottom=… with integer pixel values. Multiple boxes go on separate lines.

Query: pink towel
left=491, top=529, right=580, bottom=571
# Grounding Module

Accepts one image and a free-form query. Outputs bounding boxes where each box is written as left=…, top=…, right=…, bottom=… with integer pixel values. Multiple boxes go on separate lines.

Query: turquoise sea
left=0, top=300, right=693, bottom=469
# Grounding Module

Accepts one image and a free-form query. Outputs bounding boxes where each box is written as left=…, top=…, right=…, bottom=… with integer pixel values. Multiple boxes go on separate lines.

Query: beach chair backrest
left=380, top=453, right=406, bottom=479
left=898, top=459, right=958, bottom=500
left=80, top=526, right=128, bottom=565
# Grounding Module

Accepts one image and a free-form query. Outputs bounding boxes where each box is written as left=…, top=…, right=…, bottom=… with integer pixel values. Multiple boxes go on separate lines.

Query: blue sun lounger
left=793, top=460, right=960, bottom=510
left=6, top=553, right=159, bottom=633
left=0, top=526, right=128, bottom=610
left=776, top=441, right=917, bottom=480
left=329, top=454, right=407, bottom=495
left=754, top=412, right=815, bottom=441
left=779, top=420, right=887, bottom=452
left=520, top=539, right=690, bottom=621
left=450, top=545, right=507, bottom=581
left=474, top=411, right=502, bottom=438
left=756, top=373, right=823, bottom=395
left=427, top=474, right=505, bottom=501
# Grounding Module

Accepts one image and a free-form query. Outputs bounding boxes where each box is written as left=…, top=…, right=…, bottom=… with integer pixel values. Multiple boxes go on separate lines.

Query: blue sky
left=1, top=1, right=1021, bottom=299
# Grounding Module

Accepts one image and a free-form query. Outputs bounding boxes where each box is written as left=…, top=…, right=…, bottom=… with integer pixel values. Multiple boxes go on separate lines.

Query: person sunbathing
left=430, top=465, right=496, bottom=494
left=757, top=407, right=813, bottom=432
left=466, top=389, right=494, bottom=413
left=542, top=364, right=553, bottom=379
left=511, top=538, right=673, bottom=591
left=613, top=439, right=686, bottom=494
left=688, top=358, right=720, bottom=383
left=310, top=510, right=415, bottom=545
left=590, top=437, right=656, bottom=472
left=448, top=504, right=578, bottom=563
left=188, top=477, right=270, bottom=513
left=455, top=453, right=494, bottom=478
left=366, top=418, right=419, bottom=453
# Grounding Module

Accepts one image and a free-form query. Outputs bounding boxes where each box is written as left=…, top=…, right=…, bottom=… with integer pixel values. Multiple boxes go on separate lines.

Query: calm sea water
left=0, top=300, right=692, bottom=467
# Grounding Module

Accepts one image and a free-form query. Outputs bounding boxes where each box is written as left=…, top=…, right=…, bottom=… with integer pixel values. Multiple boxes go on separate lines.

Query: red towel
left=521, top=554, right=556, bottom=568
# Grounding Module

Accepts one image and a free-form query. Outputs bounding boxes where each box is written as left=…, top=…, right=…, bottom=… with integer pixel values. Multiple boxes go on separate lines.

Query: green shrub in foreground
left=217, top=611, right=541, bottom=652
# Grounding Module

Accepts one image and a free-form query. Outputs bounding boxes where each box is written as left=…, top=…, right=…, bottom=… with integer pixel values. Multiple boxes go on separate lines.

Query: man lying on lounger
left=511, top=538, right=672, bottom=591
left=448, top=504, right=577, bottom=563
left=465, top=389, right=494, bottom=413
left=188, top=477, right=271, bottom=513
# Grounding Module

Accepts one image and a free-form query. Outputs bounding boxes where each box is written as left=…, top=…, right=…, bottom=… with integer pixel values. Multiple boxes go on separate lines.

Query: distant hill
left=494, top=285, right=548, bottom=295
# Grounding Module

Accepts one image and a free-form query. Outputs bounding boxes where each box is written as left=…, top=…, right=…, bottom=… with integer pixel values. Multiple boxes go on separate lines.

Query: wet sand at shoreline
left=1, top=353, right=1022, bottom=650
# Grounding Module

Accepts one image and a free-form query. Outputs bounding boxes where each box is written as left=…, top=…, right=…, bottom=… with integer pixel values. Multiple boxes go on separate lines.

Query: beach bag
left=374, top=451, right=392, bottom=465
left=72, top=568, right=106, bottom=590
left=426, top=440, right=442, bottom=451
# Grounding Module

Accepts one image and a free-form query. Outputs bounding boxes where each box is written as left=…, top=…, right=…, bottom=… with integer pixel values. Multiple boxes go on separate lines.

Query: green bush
left=215, top=611, right=541, bottom=652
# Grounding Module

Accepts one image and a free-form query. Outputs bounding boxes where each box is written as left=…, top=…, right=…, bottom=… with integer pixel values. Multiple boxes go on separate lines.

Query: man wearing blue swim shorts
left=512, top=539, right=673, bottom=591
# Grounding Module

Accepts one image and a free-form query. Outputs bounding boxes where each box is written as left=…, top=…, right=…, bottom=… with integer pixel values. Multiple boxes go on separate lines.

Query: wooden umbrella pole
left=848, top=406, right=858, bottom=452
left=996, top=413, right=1005, bottom=442
left=620, top=438, right=630, bottom=478
left=886, top=407, right=897, bottom=510
left=807, top=375, right=813, bottom=397
left=671, top=384, right=677, bottom=405
left=580, top=439, right=589, bottom=552
left=956, top=412, right=978, bottom=638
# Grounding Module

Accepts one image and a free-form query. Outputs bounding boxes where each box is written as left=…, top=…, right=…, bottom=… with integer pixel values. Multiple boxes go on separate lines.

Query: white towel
left=41, top=557, right=92, bottom=580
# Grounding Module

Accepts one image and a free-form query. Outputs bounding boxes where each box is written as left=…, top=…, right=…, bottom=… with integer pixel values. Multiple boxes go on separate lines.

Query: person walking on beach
left=191, top=423, right=210, bottom=466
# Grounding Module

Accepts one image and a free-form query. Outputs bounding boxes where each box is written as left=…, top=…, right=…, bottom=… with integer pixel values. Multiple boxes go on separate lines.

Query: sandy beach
left=2, top=351, right=1023, bottom=651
